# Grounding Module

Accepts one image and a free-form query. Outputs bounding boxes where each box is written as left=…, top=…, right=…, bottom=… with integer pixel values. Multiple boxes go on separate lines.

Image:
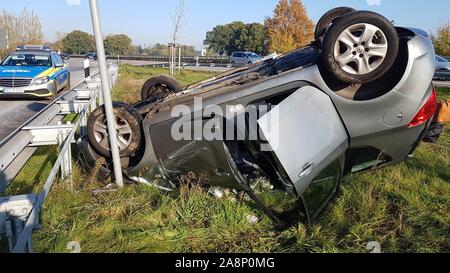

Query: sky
left=2, top=0, right=450, bottom=50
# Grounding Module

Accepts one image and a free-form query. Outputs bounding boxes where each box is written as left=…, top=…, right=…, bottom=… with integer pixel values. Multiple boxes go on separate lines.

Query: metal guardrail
left=0, top=64, right=119, bottom=253
left=70, top=54, right=231, bottom=65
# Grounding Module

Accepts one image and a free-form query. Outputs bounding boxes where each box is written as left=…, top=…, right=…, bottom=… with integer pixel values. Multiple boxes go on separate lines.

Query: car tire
left=315, top=7, right=356, bottom=41
left=63, top=74, right=71, bottom=91
left=321, top=10, right=399, bottom=84
left=48, top=83, right=58, bottom=101
left=140, top=74, right=182, bottom=101
left=87, top=102, right=143, bottom=158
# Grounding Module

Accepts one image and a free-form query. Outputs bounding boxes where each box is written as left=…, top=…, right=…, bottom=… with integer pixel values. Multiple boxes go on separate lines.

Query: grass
left=112, top=65, right=217, bottom=103
left=1, top=66, right=449, bottom=253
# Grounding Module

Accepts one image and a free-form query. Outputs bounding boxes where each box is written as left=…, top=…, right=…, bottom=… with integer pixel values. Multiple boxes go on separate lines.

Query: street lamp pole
left=88, top=0, right=124, bottom=187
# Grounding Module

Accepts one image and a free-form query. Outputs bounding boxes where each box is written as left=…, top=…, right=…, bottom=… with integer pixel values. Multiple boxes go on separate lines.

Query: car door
left=257, top=86, right=349, bottom=222
left=232, top=53, right=241, bottom=64
left=52, top=54, right=68, bottom=89
left=241, top=53, right=250, bottom=64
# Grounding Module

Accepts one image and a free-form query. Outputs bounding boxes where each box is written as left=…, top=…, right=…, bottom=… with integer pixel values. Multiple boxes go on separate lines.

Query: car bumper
left=0, top=81, right=55, bottom=98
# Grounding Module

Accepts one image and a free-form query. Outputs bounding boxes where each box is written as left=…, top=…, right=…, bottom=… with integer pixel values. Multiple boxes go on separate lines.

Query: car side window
left=57, top=55, right=64, bottom=66
left=52, top=54, right=63, bottom=67
left=234, top=53, right=242, bottom=58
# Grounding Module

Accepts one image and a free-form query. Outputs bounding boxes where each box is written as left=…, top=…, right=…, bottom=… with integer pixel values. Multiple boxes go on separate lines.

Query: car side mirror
left=56, top=63, right=64, bottom=68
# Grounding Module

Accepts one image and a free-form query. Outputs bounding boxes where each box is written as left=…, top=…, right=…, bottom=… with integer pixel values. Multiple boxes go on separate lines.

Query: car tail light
left=408, top=90, right=438, bottom=128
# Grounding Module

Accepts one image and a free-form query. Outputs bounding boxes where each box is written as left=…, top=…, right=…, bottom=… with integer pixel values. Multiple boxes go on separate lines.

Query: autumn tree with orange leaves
left=264, top=0, right=315, bottom=54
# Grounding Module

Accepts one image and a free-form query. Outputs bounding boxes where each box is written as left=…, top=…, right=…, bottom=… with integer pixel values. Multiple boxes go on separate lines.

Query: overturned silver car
left=79, top=9, right=437, bottom=226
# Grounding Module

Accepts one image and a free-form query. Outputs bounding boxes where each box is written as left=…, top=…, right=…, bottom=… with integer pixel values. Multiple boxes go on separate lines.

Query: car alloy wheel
left=87, top=102, right=143, bottom=158
left=333, top=23, right=388, bottom=75
left=93, top=116, right=133, bottom=152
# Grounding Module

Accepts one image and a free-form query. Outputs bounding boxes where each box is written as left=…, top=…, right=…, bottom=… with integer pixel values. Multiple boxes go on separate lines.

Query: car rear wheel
left=315, top=7, right=356, bottom=40
left=87, top=102, right=143, bottom=158
left=140, top=74, right=181, bottom=101
left=321, top=11, right=399, bottom=84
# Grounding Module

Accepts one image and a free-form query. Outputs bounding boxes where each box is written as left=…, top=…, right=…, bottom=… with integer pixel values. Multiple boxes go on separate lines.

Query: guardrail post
left=91, top=91, right=98, bottom=110
left=80, top=107, right=88, bottom=137
left=58, top=124, right=72, bottom=182
left=84, top=59, right=91, bottom=81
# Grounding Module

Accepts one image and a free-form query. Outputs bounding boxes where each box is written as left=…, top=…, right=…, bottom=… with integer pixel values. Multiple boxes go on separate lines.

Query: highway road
left=0, top=57, right=230, bottom=142
left=0, top=59, right=99, bottom=142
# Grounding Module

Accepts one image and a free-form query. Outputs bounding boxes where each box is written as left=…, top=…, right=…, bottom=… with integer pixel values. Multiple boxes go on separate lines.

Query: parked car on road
left=61, top=53, right=71, bottom=61
left=0, top=45, right=71, bottom=99
left=230, top=51, right=262, bottom=66
left=436, top=55, right=450, bottom=71
left=433, top=55, right=450, bottom=81
left=85, top=52, right=97, bottom=60
left=79, top=9, right=437, bottom=226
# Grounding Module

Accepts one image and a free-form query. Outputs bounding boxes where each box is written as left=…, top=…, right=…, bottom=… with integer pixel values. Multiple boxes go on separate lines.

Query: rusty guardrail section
left=0, top=64, right=119, bottom=253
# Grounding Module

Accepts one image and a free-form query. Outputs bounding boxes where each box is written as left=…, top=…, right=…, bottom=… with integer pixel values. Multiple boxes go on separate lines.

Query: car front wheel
left=87, top=102, right=143, bottom=158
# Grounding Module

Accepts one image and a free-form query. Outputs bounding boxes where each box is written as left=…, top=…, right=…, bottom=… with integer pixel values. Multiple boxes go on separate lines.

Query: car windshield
left=437, top=56, right=448, bottom=63
left=0, top=53, right=52, bottom=67
left=247, top=53, right=260, bottom=58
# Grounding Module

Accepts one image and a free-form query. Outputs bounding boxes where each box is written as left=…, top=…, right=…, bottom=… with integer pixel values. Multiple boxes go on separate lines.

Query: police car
left=0, top=45, right=71, bottom=99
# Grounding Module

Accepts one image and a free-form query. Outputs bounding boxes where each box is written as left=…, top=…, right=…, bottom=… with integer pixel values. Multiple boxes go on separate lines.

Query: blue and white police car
left=0, top=45, right=71, bottom=99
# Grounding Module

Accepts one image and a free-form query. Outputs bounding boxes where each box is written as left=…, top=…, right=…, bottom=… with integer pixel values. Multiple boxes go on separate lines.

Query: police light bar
left=16, top=45, right=51, bottom=52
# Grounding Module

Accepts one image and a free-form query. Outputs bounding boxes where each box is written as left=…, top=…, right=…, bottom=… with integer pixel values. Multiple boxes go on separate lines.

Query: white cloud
left=367, top=0, right=382, bottom=6
left=66, top=0, right=81, bottom=6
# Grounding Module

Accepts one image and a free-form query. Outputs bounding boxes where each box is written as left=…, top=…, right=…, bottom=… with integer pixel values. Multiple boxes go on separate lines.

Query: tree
left=145, top=43, right=170, bottom=56
left=264, top=0, right=314, bottom=54
left=52, top=31, right=67, bottom=52
left=170, top=0, right=187, bottom=44
left=141, top=43, right=197, bottom=56
left=204, top=22, right=268, bottom=56
left=62, top=30, right=95, bottom=54
left=180, top=45, right=196, bottom=56
left=0, top=8, right=43, bottom=57
left=104, top=34, right=133, bottom=55
left=431, top=23, right=450, bottom=56
left=236, top=23, right=268, bottom=55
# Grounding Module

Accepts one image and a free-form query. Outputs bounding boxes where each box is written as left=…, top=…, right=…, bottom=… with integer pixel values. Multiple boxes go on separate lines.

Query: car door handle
left=298, top=163, right=315, bottom=178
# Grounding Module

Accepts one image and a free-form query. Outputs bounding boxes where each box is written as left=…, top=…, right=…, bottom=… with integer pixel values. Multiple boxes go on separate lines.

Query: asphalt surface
left=0, top=59, right=99, bottom=142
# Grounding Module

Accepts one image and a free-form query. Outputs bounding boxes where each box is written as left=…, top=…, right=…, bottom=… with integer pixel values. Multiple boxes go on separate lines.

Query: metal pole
left=178, top=46, right=181, bottom=72
left=89, top=0, right=124, bottom=187
left=170, top=46, right=174, bottom=75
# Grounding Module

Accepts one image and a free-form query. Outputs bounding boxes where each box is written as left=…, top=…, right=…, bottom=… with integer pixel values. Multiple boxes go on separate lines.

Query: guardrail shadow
left=26, top=102, right=49, bottom=112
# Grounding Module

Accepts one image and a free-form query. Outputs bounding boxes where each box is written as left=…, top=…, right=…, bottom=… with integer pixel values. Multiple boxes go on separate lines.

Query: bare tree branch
left=0, top=8, right=43, bottom=57
left=170, top=0, right=188, bottom=44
